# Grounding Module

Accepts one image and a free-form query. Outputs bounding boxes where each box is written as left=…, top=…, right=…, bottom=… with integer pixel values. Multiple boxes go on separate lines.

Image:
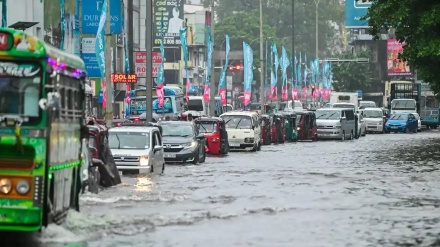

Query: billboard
left=134, top=52, right=162, bottom=78
left=345, top=0, right=372, bottom=28
left=81, top=38, right=100, bottom=77
left=81, top=0, right=122, bottom=34
left=387, top=39, right=412, bottom=76
left=153, top=0, right=186, bottom=46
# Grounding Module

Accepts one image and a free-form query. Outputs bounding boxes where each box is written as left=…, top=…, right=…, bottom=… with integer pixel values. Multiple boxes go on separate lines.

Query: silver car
left=363, top=107, right=385, bottom=134
left=109, top=126, right=165, bottom=175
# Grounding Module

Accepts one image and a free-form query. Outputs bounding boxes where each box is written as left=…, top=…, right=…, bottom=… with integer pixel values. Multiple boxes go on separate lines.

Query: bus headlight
left=139, top=156, right=149, bottom=166
left=0, top=178, right=12, bottom=194
left=16, top=180, right=30, bottom=195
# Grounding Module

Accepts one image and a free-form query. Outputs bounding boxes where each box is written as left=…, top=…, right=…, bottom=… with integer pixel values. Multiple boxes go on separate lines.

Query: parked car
left=158, top=121, right=206, bottom=164
left=109, top=123, right=165, bottom=174
left=316, top=108, right=356, bottom=140
left=384, top=113, right=418, bottom=133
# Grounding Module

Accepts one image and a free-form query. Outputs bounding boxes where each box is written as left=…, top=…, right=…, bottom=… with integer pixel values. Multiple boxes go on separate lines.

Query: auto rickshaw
left=260, top=114, right=271, bottom=145
left=270, top=113, right=286, bottom=143
left=86, top=118, right=122, bottom=188
left=281, top=112, right=297, bottom=142
left=296, top=111, right=318, bottom=141
left=195, top=117, right=229, bottom=155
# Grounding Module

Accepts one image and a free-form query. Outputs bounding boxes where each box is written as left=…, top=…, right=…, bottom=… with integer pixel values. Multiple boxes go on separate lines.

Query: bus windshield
left=188, top=99, right=204, bottom=111
left=391, top=100, right=416, bottom=110
left=0, top=62, right=42, bottom=123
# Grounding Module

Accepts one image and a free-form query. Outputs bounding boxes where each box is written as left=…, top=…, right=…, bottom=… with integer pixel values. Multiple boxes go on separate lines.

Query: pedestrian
left=187, top=113, right=193, bottom=121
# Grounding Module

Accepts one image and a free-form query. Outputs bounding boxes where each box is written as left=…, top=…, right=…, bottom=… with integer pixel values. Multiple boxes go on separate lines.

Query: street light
left=314, top=0, right=321, bottom=59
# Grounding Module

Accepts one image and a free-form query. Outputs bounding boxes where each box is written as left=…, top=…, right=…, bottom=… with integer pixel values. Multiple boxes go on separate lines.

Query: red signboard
left=387, top=39, right=412, bottom=76
left=134, top=51, right=162, bottom=78
left=112, top=74, right=137, bottom=83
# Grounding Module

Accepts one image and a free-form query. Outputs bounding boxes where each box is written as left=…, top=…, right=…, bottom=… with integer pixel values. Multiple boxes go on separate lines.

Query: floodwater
left=4, top=131, right=440, bottom=247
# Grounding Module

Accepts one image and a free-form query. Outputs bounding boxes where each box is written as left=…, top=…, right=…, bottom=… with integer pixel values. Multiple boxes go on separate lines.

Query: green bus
left=0, top=28, right=88, bottom=231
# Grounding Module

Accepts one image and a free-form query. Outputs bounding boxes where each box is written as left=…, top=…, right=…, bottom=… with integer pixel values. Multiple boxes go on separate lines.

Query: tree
left=203, top=0, right=344, bottom=57
left=331, top=50, right=376, bottom=92
left=365, top=0, right=440, bottom=96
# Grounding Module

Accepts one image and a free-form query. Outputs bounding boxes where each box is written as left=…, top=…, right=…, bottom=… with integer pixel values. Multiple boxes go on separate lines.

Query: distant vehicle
left=195, top=117, right=229, bottom=155
left=295, top=111, right=317, bottom=141
left=220, top=111, right=262, bottom=151
left=158, top=121, right=206, bottom=164
left=390, top=99, right=417, bottom=115
left=333, top=103, right=357, bottom=112
left=284, top=100, right=304, bottom=112
left=359, top=101, right=376, bottom=109
left=412, top=112, right=422, bottom=132
left=112, top=118, right=132, bottom=127
left=109, top=125, right=165, bottom=174
left=330, top=92, right=358, bottom=106
left=362, top=107, right=385, bottom=134
left=223, top=104, right=233, bottom=112
left=384, top=113, right=418, bottom=133
left=316, top=108, right=356, bottom=140
left=187, top=96, right=224, bottom=117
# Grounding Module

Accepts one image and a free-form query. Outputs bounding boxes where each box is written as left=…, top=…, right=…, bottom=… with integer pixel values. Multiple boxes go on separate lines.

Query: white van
left=108, top=125, right=165, bottom=174
left=220, top=111, right=261, bottom=151
left=188, top=96, right=224, bottom=117
left=316, top=108, right=356, bottom=140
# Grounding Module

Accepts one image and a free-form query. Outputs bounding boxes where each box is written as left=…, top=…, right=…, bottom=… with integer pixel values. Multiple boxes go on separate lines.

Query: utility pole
left=209, top=1, right=216, bottom=116
left=145, top=0, right=153, bottom=122
left=105, top=0, right=113, bottom=127
left=259, top=0, right=265, bottom=114
left=314, top=0, right=320, bottom=58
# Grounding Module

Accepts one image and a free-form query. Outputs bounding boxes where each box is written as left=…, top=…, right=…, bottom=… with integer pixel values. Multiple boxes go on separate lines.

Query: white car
left=412, top=113, right=422, bottom=132
left=356, top=113, right=367, bottom=138
left=109, top=125, right=165, bottom=175
left=220, top=111, right=261, bottom=151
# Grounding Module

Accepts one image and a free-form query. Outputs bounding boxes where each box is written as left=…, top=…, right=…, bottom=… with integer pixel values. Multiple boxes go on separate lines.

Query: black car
left=158, top=121, right=206, bottom=164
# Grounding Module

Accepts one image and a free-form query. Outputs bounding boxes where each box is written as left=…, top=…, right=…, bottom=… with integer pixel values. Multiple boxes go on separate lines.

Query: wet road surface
left=6, top=131, right=440, bottom=246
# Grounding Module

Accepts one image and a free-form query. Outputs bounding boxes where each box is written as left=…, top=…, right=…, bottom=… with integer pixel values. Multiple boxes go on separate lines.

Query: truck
left=384, top=80, right=421, bottom=116
left=330, top=92, right=359, bottom=107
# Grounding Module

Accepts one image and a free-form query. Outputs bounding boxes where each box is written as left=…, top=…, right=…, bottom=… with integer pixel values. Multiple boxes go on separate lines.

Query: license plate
left=391, top=127, right=398, bottom=129
left=164, top=154, right=176, bottom=158
left=230, top=143, right=241, bottom=147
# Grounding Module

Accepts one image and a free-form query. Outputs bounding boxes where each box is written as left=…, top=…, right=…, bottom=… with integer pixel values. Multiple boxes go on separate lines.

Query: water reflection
left=133, top=175, right=154, bottom=192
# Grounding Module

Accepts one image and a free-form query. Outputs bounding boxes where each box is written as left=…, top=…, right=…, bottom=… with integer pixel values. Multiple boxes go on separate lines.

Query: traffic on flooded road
left=4, top=130, right=440, bottom=247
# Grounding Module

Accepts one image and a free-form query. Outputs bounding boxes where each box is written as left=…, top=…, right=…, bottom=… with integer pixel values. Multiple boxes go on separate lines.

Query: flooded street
left=10, top=131, right=440, bottom=246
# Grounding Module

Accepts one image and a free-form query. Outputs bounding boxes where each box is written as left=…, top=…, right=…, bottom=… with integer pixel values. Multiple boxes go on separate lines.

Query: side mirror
left=92, top=158, right=104, bottom=166
left=340, top=116, right=346, bottom=122
left=153, top=145, right=163, bottom=152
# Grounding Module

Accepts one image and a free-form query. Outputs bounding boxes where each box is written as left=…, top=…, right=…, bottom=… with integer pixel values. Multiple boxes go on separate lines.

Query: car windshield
left=390, top=114, right=408, bottom=120
left=187, top=99, right=204, bottom=111
left=391, top=100, right=416, bottom=110
left=198, top=121, right=218, bottom=133
left=222, top=115, right=252, bottom=129
left=160, top=123, right=194, bottom=137
left=360, top=102, right=376, bottom=108
left=315, top=110, right=341, bottom=120
left=108, top=132, right=150, bottom=149
left=363, top=110, right=383, bottom=118
left=333, top=104, right=355, bottom=109
left=0, top=62, right=42, bottom=123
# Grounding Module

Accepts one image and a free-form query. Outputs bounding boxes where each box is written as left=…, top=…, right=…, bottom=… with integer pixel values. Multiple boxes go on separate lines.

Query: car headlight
left=297, top=127, right=301, bottom=130
left=16, top=180, right=30, bottom=195
left=185, top=141, right=198, bottom=148
left=139, top=156, right=149, bottom=166
left=0, top=178, right=12, bottom=194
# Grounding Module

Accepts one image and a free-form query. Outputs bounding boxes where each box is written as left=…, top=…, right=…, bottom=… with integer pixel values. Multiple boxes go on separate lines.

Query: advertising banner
left=243, top=41, right=253, bottom=106
left=82, top=0, right=122, bottom=34
left=153, top=0, right=186, bottom=46
left=134, top=51, right=162, bottom=78
left=82, top=38, right=100, bottom=77
left=345, top=0, right=372, bottom=28
left=387, top=39, right=412, bottom=76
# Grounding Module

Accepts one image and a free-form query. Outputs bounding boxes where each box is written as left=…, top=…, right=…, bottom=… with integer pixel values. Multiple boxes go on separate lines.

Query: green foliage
left=365, top=0, right=440, bottom=97
left=208, top=0, right=344, bottom=57
left=331, top=50, right=376, bottom=92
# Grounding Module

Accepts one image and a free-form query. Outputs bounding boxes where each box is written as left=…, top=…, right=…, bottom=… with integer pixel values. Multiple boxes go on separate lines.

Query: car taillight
left=134, top=118, right=139, bottom=122
left=116, top=123, right=121, bottom=126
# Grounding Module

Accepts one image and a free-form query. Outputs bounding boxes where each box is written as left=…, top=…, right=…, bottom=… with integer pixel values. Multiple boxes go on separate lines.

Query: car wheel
left=200, top=146, right=206, bottom=163
left=257, top=141, right=261, bottom=151
left=341, top=131, right=345, bottom=141
left=192, top=150, right=200, bottom=164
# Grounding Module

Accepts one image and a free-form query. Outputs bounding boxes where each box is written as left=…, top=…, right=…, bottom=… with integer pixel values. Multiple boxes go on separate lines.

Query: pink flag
left=270, top=86, right=278, bottom=101
left=156, top=87, right=164, bottom=107
left=313, top=86, right=319, bottom=98
left=219, top=88, right=227, bottom=105
left=303, top=86, right=308, bottom=99
left=244, top=90, right=251, bottom=106
left=102, top=78, right=107, bottom=108
left=203, top=84, right=210, bottom=103
left=282, top=85, right=288, bottom=100
left=292, top=88, right=298, bottom=100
